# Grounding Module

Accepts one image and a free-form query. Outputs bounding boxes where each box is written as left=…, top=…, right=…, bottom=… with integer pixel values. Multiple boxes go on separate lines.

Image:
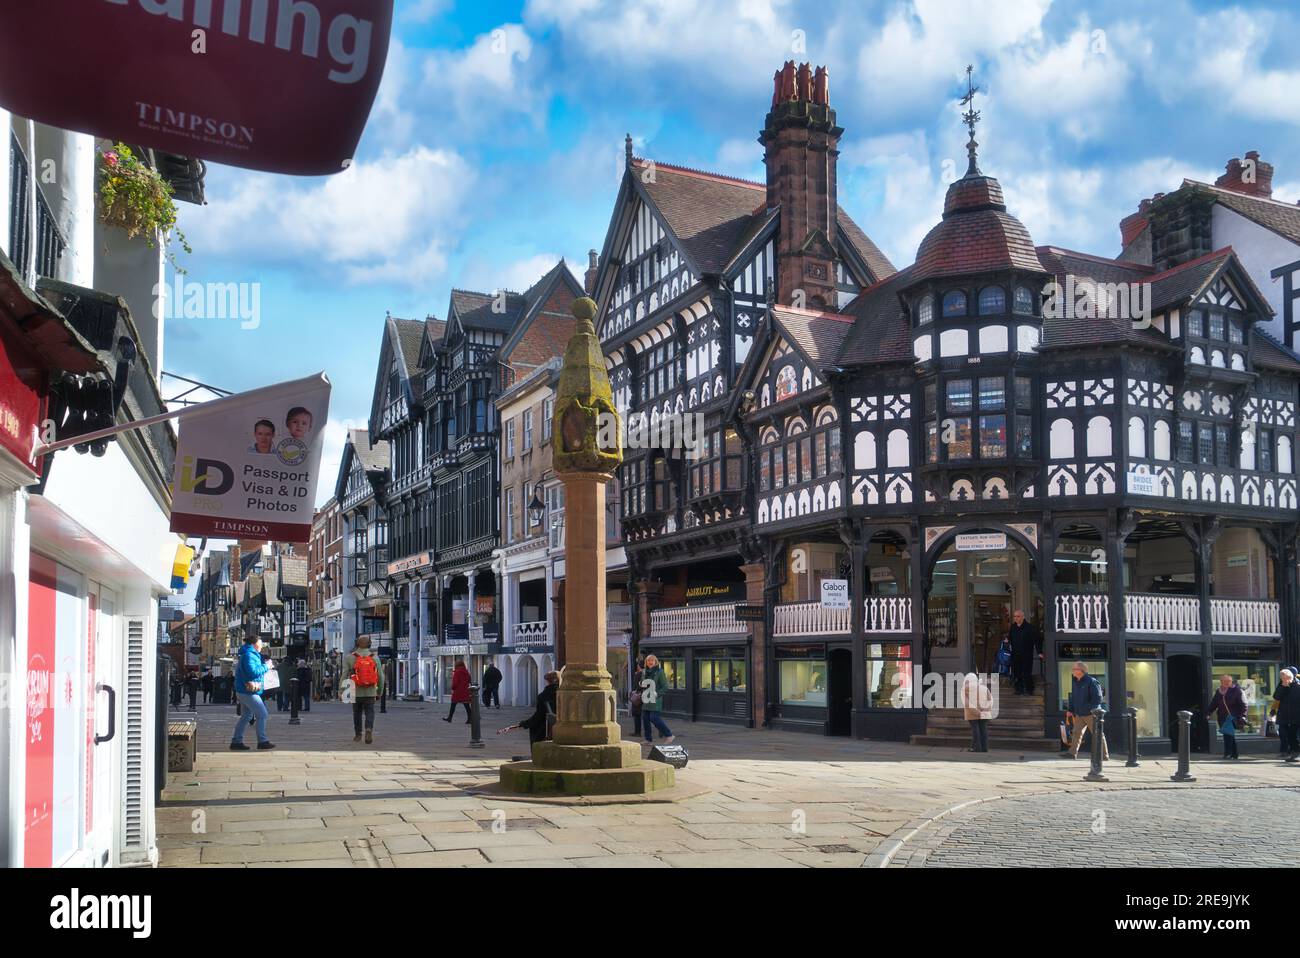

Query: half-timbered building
left=598, top=60, right=1300, bottom=752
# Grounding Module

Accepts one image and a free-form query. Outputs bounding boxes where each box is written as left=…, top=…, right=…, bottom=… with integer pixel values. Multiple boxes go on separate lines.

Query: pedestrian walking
left=1065, top=661, right=1108, bottom=760
left=230, top=636, right=274, bottom=751
left=201, top=669, right=213, bottom=704
left=482, top=660, right=503, bottom=709
left=638, top=654, right=674, bottom=745
left=1206, top=673, right=1248, bottom=760
left=1007, top=609, right=1042, bottom=695
left=344, top=636, right=385, bottom=744
left=962, top=671, right=993, bottom=752
left=443, top=659, right=472, bottom=723
left=296, top=659, right=313, bottom=712
left=1272, top=668, right=1300, bottom=762
left=629, top=656, right=645, bottom=736
left=499, top=671, right=560, bottom=745
left=185, top=671, right=198, bottom=711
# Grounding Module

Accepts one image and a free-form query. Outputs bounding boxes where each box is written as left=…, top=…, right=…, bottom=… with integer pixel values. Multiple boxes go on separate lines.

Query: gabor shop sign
left=0, top=0, right=393, bottom=176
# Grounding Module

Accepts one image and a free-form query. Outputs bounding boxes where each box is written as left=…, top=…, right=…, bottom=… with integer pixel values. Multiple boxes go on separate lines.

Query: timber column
left=499, top=298, right=673, bottom=794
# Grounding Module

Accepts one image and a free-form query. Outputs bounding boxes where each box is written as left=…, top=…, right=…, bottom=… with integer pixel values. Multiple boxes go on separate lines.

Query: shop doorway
left=1167, top=654, right=1208, bottom=752
left=926, top=533, right=1040, bottom=675
left=828, top=647, right=853, bottom=736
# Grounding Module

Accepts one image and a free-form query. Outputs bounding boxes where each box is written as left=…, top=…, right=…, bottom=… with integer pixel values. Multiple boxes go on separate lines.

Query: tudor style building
left=594, top=61, right=1300, bottom=752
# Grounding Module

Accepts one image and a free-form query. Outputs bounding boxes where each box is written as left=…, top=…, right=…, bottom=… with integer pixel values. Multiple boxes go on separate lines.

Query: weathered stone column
left=499, top=298, right=673, bottom=794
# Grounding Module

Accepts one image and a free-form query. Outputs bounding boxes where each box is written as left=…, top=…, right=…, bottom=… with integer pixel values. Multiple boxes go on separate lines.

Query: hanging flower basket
left=97, top=142, right=191, bottom=270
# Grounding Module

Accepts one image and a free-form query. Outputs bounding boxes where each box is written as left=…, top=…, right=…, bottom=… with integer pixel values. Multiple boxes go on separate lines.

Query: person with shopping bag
left=229, top=635, right=275, bottom=751
left=344, top=635, right=385, bottom=744
left=1206, top=674, right=1248, bottom=760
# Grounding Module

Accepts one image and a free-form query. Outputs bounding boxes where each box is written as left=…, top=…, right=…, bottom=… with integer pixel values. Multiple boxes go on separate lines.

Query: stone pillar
left=499, top=298, right=673, bottom=794
left=741, top=561, right=766, bottom=729
left=550, top=473, right=619, bottom=746
left=631, top=578, right=663, bottom=664
left=552, top=578, right=566, bottom=669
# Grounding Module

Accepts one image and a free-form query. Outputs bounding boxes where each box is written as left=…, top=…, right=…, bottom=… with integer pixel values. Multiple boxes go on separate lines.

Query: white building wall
left=1212, top=203, right=1300, bottom=345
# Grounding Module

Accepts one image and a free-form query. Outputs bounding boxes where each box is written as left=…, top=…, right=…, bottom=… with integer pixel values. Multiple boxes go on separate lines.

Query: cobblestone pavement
left=158, top=699, right=1300, bottom=868
left=892, top=787, right=1300, bottom=867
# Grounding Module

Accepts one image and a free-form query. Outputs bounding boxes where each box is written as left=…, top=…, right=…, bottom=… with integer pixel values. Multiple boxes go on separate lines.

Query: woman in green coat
left=639, top=654, right=675, bottom=744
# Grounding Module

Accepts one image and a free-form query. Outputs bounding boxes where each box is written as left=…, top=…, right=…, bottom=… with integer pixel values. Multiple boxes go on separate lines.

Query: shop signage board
left=1127, top=644, right=1163, bottom=659
left=170, top=373, right=331, bottom=541
left=869, top=567, right=895, bottom=583
left=820, top=579, right=849, bottom=609
left=387, top=552, right=432, bottom=576
left=685, top=582, right=746, bottom=603
left=955, top=532, right=1006, bottom=552
left=1058, top=642, right=1108, bottom=659
left=0, top=1, right=393, bottom=176
left=734, top=604, right=765, bottom=622
left=0, top=319, right=47, bottom=475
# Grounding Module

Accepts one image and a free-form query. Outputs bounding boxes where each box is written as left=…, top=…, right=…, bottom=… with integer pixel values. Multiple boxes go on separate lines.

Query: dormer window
left=916, top=294, right=934, bottom=326
left=1013, top=286, right=1035, bottom=315
left=1187, top=309, right=1204, bottom=338
left=978, top=286, right=1006, bottom=315
left=1208, top=313, right=1225, bottom=340
left=942, top=291, right=968, bottom=318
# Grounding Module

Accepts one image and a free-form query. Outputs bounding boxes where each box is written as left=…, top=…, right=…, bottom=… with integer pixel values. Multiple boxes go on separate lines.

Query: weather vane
left=960, top=64, right=982, bottom=176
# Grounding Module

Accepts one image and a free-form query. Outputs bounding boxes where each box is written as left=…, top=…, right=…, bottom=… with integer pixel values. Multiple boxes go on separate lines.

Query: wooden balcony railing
left=649, top=602, right=747, bottom=638
left=1209, top=598, right=1282, bottom=637
left=1055, top=593, right=1110, bottom=633
left=1124, top=593, right=1200, bottom=634
left=772, top=598, right=912, bottom=637
left=512, top=621, right=551, bottom=645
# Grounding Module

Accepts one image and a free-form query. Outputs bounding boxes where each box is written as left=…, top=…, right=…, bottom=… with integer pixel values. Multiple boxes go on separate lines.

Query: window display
left=1124, top=660, right=1164, bottom=738
left=1212, top=660, right=1279, bottom=735
left=780, top=659, right=826, bottom=707
left=867, top=643, right=913, bottom=708
left=698, top=656, right=747, bottom=692
left=1058, top=659, right=1108, bottom=712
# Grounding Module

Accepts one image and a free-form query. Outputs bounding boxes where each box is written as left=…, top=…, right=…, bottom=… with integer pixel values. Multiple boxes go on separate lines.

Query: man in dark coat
left=296, top=660, right=313, bottom=711
left=1007, top=609, right=1042, bottom=695
left=1273, top=668, right=1300, bottom=761
left=499, top=671, right=560, bottom=746
left=201, top=670, right=213, bottom=703
left=482, top=661, right=503, bottom=709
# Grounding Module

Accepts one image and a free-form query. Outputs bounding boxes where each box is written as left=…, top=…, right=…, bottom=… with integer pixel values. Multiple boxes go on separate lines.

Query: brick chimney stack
left=584, top=249, right=599, bottom=295
left=759, top=61, right=841, bottom=310
left=1215, top=150, right=1274, bottom=198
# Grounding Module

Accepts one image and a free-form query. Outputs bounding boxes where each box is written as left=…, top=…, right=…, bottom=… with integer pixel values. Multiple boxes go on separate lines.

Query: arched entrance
left=925, top=528, right=1042, bottom=675
left=518, top=656, right=539, bottom=706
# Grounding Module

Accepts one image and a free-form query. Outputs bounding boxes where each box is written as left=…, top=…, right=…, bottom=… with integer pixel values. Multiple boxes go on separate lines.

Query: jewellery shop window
left=866, top=643, right=913, bottom=709
left=777, top=645, right=827, bottom=707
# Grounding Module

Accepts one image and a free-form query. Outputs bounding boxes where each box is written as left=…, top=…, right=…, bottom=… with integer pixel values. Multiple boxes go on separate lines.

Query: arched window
left=942, top=291, right=968, bottom=317
left=1014, top=286, right=1035, bottom=315
left=916, top=294, right=934, bottom=326
left=978, top=286, right=1006, bottom=315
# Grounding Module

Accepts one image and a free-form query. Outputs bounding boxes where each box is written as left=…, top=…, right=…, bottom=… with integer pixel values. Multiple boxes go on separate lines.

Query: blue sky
left=166, top=0, right=1300, bottom=495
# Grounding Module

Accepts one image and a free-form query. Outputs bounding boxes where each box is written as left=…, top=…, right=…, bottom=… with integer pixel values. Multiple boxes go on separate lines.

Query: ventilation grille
left=122, top=617, right=146, bottom=851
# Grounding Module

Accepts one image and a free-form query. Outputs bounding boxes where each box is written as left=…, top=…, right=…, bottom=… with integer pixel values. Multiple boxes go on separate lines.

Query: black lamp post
left=528, top=489, right=546, bottom=529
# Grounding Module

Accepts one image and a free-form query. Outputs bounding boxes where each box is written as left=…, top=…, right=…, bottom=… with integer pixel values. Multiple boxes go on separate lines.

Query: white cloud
left=184, top=147, right=474, bottom=288
left=416, top=24, right=541, bottom=128
left=525, top=0, right=798, bottom=90
left=400, top=0, right=450, bottom=23
left=457, top=254, right=583, bottom=299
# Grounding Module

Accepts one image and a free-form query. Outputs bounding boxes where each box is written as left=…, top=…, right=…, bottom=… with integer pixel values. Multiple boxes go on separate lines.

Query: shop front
left=770, top=642, right=847, bottom=734
left=1210, top=642, right=1288, bottom=750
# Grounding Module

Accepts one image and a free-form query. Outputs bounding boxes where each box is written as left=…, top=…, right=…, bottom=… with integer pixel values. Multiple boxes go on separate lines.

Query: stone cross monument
left=498, top=297, right=675, bottom=794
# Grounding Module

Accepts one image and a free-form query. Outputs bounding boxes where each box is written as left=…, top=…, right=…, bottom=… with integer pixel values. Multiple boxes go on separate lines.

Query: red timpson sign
left=0, top=0, right=393, bottom=176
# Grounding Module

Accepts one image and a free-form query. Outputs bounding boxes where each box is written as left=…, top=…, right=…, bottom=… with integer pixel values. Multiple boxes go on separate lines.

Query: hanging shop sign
left=0, top=319, right=47, bottom=475
left=955, top=532, right=1006, bottom=552
left=0, top=0, right=393, bottom=176
left=170, top=373, right=331, bottom=541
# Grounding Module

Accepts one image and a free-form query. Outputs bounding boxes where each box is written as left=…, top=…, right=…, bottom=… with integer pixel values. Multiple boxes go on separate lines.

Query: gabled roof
left=1253, top=328, right=1300, bottom=373
left=262, top=571, right=282, bottom=610
left=836, top=269, right=915, bottom=366
left=770, top=305, right=855, bottom=371
left=498, top=260, right=585, bottom=364
left=449, top=288, right=526, bottom=334
left=333, top=428, right=389, bottom=503
left=277, top=555, right=308, bottom=598
left=604, top=158, right=895, bottom=298
left=1185, top=180, right=1300, bottom=246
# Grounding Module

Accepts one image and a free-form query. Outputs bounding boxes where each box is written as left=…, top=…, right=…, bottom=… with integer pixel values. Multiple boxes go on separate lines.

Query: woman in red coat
left=443, top=659, right=472, bottom=724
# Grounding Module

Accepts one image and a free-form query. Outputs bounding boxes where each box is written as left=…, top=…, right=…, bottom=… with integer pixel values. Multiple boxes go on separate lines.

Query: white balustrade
left=649, top=602, right=747, bottom=638
left=513, top=621, right=552, bottom=644
left=1055, top=593, right=1109, bottom=633
left=1124, top=593, right=1200, bottom=634
left=772, top=598, right=912, bottom=637
left=1209, top=598, right=1281, bottom=637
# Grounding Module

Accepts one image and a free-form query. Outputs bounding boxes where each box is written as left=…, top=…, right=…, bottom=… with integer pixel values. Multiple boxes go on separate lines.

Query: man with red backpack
left=344, top=635, right=385, bottom=744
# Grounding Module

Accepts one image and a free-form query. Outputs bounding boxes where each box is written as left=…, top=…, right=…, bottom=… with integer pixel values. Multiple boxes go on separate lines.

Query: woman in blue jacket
left=231, top=635, right=275, bottom=751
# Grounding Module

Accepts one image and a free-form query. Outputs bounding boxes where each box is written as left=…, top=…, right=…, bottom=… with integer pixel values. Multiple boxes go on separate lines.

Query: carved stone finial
left=553, top=297, right=621, bottom=476
left=624, top=133, right=633, bottom=167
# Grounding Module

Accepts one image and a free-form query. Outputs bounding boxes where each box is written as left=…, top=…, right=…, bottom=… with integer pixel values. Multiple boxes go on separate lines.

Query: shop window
left=1212, top=661, right=1279, bottom=735
left=660, top=657, right=686, bottom=690
left=865, top=643, right=913, bottom=708
left=1125, top=660, right=1165, bottom=738
left=779, top=658, right=827, bottom=707
left=1057, top=660, right=1108, bottom=713
left=697, top=658, right=747, bottom=692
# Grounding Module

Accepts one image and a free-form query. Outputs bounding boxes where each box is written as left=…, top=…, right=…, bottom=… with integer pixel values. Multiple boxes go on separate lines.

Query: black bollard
left=1126, top=708, right=1140, bottom=767
left=1085, top=707, right=1109, bottom=782
left=288, top=677, right=301, bottom=726
left=1170, top=709, right=1197, bottom=782
left=379, top=677, right=387, bottom=714
left=468, top=684, right=484, bottom=749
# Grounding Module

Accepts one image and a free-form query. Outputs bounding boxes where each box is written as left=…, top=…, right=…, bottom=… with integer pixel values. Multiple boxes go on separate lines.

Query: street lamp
left=528, top=488, right=546, bottom=528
